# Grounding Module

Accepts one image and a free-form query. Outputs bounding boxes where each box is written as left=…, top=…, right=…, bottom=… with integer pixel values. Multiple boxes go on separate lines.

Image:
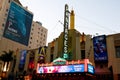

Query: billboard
left=93, top=35, right=108, bottom=62
left=37, top=64, right=85, bottom=74
left=3, top=1, right=33, bottom=46
left=19, top=50, right=27, bottom=70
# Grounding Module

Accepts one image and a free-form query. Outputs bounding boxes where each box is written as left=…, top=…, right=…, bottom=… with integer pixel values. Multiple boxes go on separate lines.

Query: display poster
left=93, top=35, right=108, bottom=62
left=19, top=50, right=27, bottom=70
left=3, top=1, right=33, bottom=46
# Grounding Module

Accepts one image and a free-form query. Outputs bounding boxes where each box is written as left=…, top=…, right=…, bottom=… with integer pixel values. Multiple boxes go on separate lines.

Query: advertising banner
left=37, top=64, right=85, bottom=74
left=3, top=1, right=33, bottom=46
left=38, top=47, right=46, bottom=63
left=19, top=50, right=27, bottom=70
left=93, top=35, right=108, bottom=62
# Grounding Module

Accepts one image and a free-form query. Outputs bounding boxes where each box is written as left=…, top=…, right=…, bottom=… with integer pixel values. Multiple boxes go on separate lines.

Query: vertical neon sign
left=63, top=4, right=69, bottom=59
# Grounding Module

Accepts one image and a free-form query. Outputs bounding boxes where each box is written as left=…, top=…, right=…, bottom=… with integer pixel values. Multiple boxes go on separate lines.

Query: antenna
left=58, top=20, right=64, bottom=26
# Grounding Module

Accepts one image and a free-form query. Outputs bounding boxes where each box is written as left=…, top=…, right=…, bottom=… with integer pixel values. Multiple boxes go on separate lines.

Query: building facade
left=0, top=0, right=47, bottom=76
left=47, top=32, right=120, bottom=80
left=28, top=21, right=48, bottom=50
left=0, top=0, right=47, bottom=52
left=46, top=8, right=120, bottom=80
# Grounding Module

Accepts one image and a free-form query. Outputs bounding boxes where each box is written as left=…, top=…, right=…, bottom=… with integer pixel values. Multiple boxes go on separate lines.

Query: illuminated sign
left=3, top=1, right=33, bottom=46
left=53, top=57, right=66, bottom=65
left=93, top=35, right=108, bottom=62
left=88, top=64, right=94, bottom=74
left=37, top=64, right=84, bottom=74
left=63, top=4, right=69, bottom=59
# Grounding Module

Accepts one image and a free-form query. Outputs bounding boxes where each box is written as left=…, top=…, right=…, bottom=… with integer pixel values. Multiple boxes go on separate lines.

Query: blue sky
left=19, top=0, right=120, bottom=44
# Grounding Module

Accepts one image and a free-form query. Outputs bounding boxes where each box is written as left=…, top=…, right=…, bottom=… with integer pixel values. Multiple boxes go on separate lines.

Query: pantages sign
left=63, top=4, right=69, bottom=59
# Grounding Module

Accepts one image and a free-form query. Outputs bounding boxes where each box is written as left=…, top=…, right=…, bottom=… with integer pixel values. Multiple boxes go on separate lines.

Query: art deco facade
left=46, top=9, right=120, bottom=80
left=47, top=29, right=120, bottom=80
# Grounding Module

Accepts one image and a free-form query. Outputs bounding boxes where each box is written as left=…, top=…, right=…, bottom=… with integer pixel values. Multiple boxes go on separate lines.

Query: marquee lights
left=37, top=59, right=94, bottom=74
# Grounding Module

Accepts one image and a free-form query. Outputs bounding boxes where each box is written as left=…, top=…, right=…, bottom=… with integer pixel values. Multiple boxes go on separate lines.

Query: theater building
left=46, top=5, right=120, bottom=80
left=37, top=58, right=95, bottom=80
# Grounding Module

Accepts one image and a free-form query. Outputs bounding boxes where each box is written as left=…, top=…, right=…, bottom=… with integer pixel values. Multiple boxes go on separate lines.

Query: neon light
left=84, top=59, right=88, bottom=72
left=37, top=64, right=85, bottom=74
left=63, top=4, right=69, bottom=59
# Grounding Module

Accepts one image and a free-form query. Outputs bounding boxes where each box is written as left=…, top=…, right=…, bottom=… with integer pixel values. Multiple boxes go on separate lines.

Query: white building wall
left=28, top=21, right=48, bottom=50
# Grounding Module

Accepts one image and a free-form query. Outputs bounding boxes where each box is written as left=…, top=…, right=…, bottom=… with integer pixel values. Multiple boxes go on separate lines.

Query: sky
left=19, top=0, right=120, bottom=44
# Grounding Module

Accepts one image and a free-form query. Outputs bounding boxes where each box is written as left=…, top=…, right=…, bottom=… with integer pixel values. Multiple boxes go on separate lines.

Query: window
left=81, top=50, right=85, bottom=59
left=5, top=13, right=7, bottom=16
left=50, top=54, right=53, bottom=62
left=2, top=23, right=4, bottom=27
left=30, top=41, right=32, bottom=44
left=116, top=46, right=120, bottom=58
left=31, top=32, right=33, bottom=35
left=6, top=9, right=8, bottom=12
left=44, top=34, right=45, bottom=37
left=37, top=40, right=38, bottom=42
left=32, top=24, right=34, bottom=26
left=41, top=33, right=43, bottom=36
left=41, top=29, right=43, bottom=32
left=32, top=28, right=34, bottom=30
left=8, top=0, right=11, bottom=3
left=29, top=46, right=31, bottom=48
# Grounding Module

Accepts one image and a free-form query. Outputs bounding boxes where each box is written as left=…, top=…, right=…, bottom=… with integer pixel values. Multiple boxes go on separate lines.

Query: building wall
left=0, top=0, right=48, bottom=75
left=112, top=34, right=120, bottom=80
left=0, top=0, right=47, bottom=51
left=57, top=33, right=64, bottom=57
left=0, top=0, right=48, bottom=51
left=53, top=39, right=58, bottom=59
left=28, top=21, right=48, bottom=49
left=0, top=0, right=10, bottom=40
left=106, top=34, right=120, bottom=80
left=75, top=32, right=81, bottom=60
left=46, top=43, right=51, bottom=63
left=47, top=29, right=83, bottom=62
left=91, top=34, right=120, bottom=80
left=85, top=35, right=95, bottom=65
left=47, top=30, right=120, bottom=80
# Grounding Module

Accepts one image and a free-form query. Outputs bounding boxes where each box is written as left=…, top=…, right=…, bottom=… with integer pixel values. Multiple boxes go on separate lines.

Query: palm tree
left=0, top=50, right=14, bottom=72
